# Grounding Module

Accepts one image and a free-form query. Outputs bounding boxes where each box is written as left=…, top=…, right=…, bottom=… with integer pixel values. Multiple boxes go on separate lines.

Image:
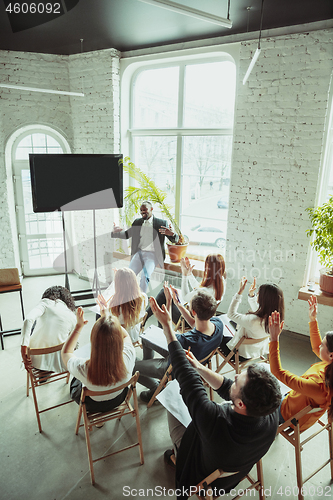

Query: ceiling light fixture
left=138, top=0, right=232, bottom=28
left=0, top=83, right=84, bottom=96
left=243, top=0, right=265, bottom=85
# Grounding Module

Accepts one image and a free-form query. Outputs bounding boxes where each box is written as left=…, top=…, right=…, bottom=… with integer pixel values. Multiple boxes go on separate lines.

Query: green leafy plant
left=122, top=157, right=186, bottom=244
left=306, top=196, right=333, bottom=275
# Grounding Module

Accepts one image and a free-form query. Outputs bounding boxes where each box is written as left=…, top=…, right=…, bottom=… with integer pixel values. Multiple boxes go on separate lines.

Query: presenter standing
left=111, top=201, right=178, bottom=292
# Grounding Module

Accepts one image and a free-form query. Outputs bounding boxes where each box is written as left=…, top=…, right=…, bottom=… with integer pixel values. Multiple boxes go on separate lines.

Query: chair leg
left=30, top=373, right=42, bottom=433
left=66, top=372, right=70, bottom=384
left=257, top=459, right=265, bottom=500
left=75, top=404, right=83, bottom=435
left=0, top=332, right=4, bottom=351
left=133, top=387, right=144, bottom=465
left=329, top=420, right=333, bottom=479
left=83, top=407, right=95, bottom=485
left=294, top=426, right=304, bottom=500
left=147, top=371, right=170, bottom=408
left=19, top=289, right=25, bottom=320
left=26, top=371, right=30, bottom=397
left=235, top=351, right=240, bottom=374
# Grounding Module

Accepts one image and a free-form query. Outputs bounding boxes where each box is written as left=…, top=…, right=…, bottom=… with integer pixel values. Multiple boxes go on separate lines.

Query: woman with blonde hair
left=99, top=268, right=147, bottom=343
left=61, top=307, right=135, bottom=413
left=145, top=253, right=226, bottom=326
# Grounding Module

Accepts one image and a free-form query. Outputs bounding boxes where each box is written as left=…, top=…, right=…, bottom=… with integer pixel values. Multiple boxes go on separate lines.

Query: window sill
left=298, top=285, right=333, bottom=306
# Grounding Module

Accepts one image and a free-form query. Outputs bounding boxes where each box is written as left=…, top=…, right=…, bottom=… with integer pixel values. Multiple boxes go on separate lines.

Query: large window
left=129, top=56, right=236, bottom=257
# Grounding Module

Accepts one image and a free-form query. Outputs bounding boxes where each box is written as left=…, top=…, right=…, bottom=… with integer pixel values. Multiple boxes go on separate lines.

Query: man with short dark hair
left=111, top=201, right=178, bottom=292
left=150, top=296, right=281, bottom=499
left=135, top=288, right=223, bottom=402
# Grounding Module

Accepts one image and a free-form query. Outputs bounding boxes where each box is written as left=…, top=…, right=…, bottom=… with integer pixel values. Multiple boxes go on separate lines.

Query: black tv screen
left=29, top=154, right=123, bottom=212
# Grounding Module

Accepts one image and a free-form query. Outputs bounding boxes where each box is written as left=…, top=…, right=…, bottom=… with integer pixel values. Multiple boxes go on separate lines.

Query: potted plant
left=122, top=157, right=188, bottom=263
left=306, top=196, right=333, bottom=294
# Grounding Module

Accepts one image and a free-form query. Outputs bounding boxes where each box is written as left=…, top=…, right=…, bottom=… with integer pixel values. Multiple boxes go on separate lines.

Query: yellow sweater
left=269, top=320, right=332, bottom=431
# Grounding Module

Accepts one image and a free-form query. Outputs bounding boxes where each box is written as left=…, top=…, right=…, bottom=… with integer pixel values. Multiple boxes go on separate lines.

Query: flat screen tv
left=29, top=154, right=123, bottom=212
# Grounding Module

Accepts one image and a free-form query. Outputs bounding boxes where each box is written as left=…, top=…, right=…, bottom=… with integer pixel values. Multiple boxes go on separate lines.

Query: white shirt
left=139, top=215, right=155, bottom=252
left=226, top=293, right=269, bottom=359
left=21, top=298, right=76, bottom=372
left=181, top=272, right=225, bottom=303
left=67, top=341, right=136, bottom=401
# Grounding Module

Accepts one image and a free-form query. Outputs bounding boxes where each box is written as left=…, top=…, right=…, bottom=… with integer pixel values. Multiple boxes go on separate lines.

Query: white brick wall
left=0, top=48, right=121, bottom=280
left=68, top=49, right=121, bottom=282
left=0, top=29, right=332, bottom=336
left=225, top=29, right=333, bottom=335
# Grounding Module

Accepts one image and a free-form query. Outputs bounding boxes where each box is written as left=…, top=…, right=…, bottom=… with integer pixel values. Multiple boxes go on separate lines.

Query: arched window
left=127, top=53, right=236, bottom=257
left=10, top=128, right=70, bottom=275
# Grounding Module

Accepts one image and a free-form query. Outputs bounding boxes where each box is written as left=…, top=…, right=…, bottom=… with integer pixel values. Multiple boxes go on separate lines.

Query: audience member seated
left=98, top=268, right=147, bottom=343
left=20, top=286, right=76, bottom=374
left=220, top=276, right=284, bottom=362
left=149, top=296, right=281, bottom=499
left=269, top=295, right=333, bottom=431
left=61, top=307, right=135, bottom=413
left=135, top=284, right=224, bottom=403
left=145, top=253, right=226, bottom=326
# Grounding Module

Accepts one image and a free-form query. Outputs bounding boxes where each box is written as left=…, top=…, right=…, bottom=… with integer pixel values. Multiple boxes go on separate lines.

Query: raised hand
left=112, top=222, right=123, bottom=233
left=308, top=295, right=317, bottom=322
left=185, top=349, right=201, bottom=371
left=163, top=281, right=173, bottom=311
left=238, top=276, right=248, bottom=295
left=180, top=256, right=194, bottom=276
left=268, top=310, right=284, bottom=342
left=149, top=296, right=172, bottom=327
left=170, top=284, right=181, bottom=304
left=97, top=294, right=108, bottom=318
left=76, top=306, right=88, bottom=329
left=249, top=277, right=256, bottom=297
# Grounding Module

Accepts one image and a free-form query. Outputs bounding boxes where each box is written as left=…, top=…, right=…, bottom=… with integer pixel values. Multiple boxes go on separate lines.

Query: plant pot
left=319, top=268, right=333, bottom=295
left=166, top=242, right=188, bottom=263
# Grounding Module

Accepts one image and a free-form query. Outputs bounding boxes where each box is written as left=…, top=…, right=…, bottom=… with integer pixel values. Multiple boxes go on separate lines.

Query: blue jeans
left=129, top=250, right=156, bottom=293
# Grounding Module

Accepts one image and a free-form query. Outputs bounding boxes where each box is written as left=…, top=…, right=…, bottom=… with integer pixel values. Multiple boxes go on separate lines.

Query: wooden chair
left=0, top=268, right=25, bottom=349
left=26, top=342, right=73, bottom=432
left=147, top=348, right=218, bottom=408
left=75, top=371, right=144, bottom=485
left=215, top=336, right=269, bottom=375
left=193, top=458, right=265, bottom=500
left=277, top=405, right=333, bottom=500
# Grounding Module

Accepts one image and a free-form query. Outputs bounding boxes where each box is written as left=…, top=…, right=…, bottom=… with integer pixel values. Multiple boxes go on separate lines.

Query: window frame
left=305, top=81, right=333, bottom=284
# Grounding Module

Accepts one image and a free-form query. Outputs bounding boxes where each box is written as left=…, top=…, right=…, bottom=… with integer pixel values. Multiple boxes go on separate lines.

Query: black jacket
left=111, top=216, right=178, bottom=267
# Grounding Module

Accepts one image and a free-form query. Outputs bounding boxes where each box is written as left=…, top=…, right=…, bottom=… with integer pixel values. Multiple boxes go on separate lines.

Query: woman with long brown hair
left=220, top=276, right=285, bottom=361
left=61, top=307, right=135, bottom=413
left=269, top=296, right=333, bottom=431
left=98, top=268, right=147, bottom=343
left=145, top=253, right=226, bottom=326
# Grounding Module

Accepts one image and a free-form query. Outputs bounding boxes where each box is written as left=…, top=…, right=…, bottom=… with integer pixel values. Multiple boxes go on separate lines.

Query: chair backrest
left=195, top=468, right=239, bottom=499
left=200, top=349, right=218, bottom=365
left=239, top=336, right=268, bottom=346
left=81, top=371, right=140, bottom=402
left=27, top=342, right=64, bottom=357
left=278, top=404, right=322, bottom=433
left=0, top=268, right=20, bottom=286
